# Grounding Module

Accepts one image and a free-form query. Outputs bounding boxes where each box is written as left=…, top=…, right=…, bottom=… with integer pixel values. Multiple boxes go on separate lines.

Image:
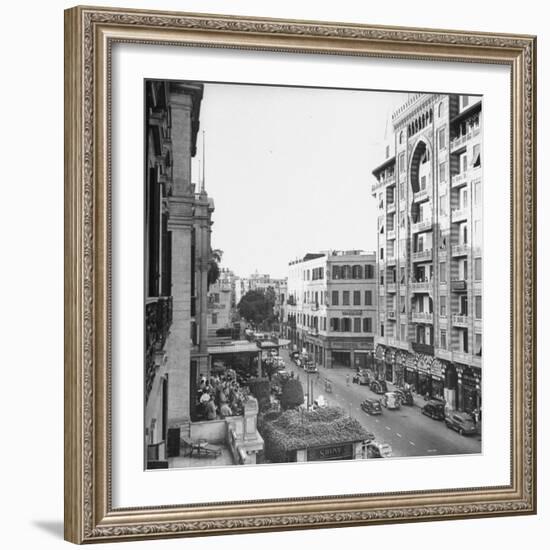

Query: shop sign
left=431, top=359, right=444, bottom=380
left=307, top=443, right=353, bottom=461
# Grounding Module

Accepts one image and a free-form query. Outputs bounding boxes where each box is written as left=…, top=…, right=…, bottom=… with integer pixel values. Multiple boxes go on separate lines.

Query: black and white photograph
left=144, top=79, right=483, bottom=470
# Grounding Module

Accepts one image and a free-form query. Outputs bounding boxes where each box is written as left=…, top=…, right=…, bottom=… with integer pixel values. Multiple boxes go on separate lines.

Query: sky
left=191, top=83, right=408, bottom=279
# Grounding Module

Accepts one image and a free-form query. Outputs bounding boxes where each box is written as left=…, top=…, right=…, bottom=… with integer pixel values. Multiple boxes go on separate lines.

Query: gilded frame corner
left=64, top=5, right=537, bottom=544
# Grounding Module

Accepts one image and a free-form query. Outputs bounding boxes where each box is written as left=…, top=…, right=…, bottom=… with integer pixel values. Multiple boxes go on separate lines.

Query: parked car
left=361, top=398, right=382, bottom=415
left=445, top=411, right=478, bottom=435
left=305, top=363, right=318, bottom=374
left=421, top=399, right=446, bottom=420
left=370, top=379, right=388, bottom=394
left=394, top=387, right=414, bottom=406
left=365, top=441, right=393, bottom=458
left=381, top=391, right=401, bottom=410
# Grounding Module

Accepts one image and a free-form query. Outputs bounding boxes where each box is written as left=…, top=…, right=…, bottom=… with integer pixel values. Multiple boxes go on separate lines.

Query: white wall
left=0, top=1, right=547, bottom=549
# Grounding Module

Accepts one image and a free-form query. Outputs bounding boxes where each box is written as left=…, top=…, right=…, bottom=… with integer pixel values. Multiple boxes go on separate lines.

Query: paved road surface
left=278, top=349, right=481, bottom=458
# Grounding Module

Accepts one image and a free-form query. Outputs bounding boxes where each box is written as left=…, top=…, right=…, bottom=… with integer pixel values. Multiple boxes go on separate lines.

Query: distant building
left=371, top=93, right=482, bottom=413
left=285, top=251, right=377, bottom=369
left=207, top=278, right=232, bottom=337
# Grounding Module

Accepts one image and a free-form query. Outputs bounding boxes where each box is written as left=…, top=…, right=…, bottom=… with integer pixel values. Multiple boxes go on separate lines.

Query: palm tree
left=207, top=248, right=223, bottom=289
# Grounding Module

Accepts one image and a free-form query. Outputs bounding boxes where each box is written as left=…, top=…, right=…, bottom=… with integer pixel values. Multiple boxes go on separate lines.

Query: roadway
left=278, top=348, right=482, bottom=458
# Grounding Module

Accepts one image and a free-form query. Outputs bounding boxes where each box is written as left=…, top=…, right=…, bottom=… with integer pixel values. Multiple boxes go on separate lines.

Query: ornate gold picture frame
left=64, top=5, right=536, bottom=544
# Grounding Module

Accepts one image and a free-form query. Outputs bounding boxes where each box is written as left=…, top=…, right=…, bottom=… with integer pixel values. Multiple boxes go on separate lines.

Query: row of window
left=290, top=314, right=374, bottom=334
left=331, top=290, right=373, bottom=306
left=332, top=264, right=375, bottom=280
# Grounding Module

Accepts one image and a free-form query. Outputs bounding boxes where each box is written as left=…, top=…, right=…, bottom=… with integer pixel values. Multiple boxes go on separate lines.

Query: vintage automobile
left=445, top=411, right=478, bottom=435
left=361, top=398, right=382, bottom=415
left=381, top=391, right=401, bottom=410
left=370, top=379, right=388, bottom=394
left=365, top=441, right=393, bottom=459
left=355, top=368, right=374, bottom=386
left=394, top=387, right=414, bottom=406
left=421, top=399, right=446, bottom=420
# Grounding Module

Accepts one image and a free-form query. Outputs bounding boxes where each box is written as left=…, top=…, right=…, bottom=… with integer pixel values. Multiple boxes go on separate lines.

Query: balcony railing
left=411, top=281, right=431, bottom=292
left=413, top=189, right=429, bottom=203
left=451, top=207, right=468, bottom=222
left=387, top=229, right=396, bottom=240
left=451, top=279, right=468, bottom=292
left=412, top=219, right=432, bottom=233
left=386, top=283, right=397, bottom=293
left=450, top=132, right=473, bottom=152
left=451, top=171, right=469, bottom=188
left=411, top=312, right=433, bottom=323
left=452, top=243, right=469, bottom=257
left=452, top=314, right=469, bottom=327
left=387, top=310, right=397, bottom=320
left=412, top=249, right=432, bottom=262
left=387, top=202, right=396, bottom=213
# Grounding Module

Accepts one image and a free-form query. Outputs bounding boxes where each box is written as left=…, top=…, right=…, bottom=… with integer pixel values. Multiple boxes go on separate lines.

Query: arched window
left=332, top=265, right=341, bottom=279
left=438, top=102, right=443, bottom=117
left=352, top=265, right=362, bottom=279
left=399, top=131, right=403, bottom=144
left=341, top=265, right=351, bottom=279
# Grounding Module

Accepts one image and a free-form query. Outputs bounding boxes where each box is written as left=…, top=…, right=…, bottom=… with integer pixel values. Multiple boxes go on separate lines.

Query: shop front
left=353, top=350, right=373, bottom=370
left=332, top=350, right=351, bottom=368
left=416, top=354, right=434, bottom=398
left=404, top=353, right=418, bottom=391
left=384, top=348, right=395, bottom=383
left=460, top=366, right=481, bottom=413
left=375, top=344, right=386, bottom=379
left=430, top=358, right=445, bottom=401
left=394, top=351, right=406, bottom=387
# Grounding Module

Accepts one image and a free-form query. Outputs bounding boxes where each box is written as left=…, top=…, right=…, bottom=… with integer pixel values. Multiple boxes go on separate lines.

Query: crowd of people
left=195, top=370, right=250, bottom=421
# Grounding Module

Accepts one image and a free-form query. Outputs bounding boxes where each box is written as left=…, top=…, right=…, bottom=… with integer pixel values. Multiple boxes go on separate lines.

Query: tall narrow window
left=331, top=290, right=339, bottom=306
left=343, top=291, right=350, bottom=306
left=364, top=290, right=373, bottom=305
left=439, top=161, right=447, bottom=182
left=475, top=295, right=482, bottom=319
left=353, top=291, right=361, bottom=305
left=353, top=318, right=361, bottom=333
left=440, top=262, right=447, bottom=283
left=474, top=258, right=482, bottom=280
left=440, top=330, right=447, bottom=349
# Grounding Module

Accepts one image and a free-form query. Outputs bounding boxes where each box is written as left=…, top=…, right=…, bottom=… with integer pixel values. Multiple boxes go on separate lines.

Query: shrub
left=248, top=378, right=272, bottom=412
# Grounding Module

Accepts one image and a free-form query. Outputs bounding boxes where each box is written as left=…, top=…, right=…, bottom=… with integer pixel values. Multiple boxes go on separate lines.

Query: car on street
left=445, top=411, right=478, bottom=435
left=361, top=398, right=382, bottom=415
left=365, top=441, right=393, bottom=458
left=381, top=391, right=401, bottom=410
left=421, top=399, right=446, bottom=420
left=305, top=363, right=318, bottom=374
left=370, top=379, right=388, bottom=394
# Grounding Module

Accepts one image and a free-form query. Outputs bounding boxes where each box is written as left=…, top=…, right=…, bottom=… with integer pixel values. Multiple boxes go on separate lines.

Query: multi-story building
left=371, top=93, right=482, bottom=413
left=207, top=278, right=233, bottom=337
left=274, top=279, right=288, bottom=333
left=144, top=80, right=214, bottom=459
left=285, top=251, right=377, bottom=369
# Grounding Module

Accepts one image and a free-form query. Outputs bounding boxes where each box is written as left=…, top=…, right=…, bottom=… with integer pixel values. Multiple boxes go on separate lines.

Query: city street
left=278, top=348, right=481, bottom=458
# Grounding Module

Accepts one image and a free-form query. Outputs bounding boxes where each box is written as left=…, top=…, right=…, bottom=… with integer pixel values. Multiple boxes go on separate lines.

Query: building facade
left=207, top=278, right=233, bottom=337
left=285, top=251, right=377, bottom=369
left=371, top=93, right=482, bottom=413
left=144, top=80, right=214, bottom=460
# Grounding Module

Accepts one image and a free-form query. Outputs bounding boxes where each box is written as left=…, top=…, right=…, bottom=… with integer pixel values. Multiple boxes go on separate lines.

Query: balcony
left=411, top=312, right=433, bottom=324
left=451, top=207, right=468, bottom=223
left=451, top=279, right=467, bottom=292
left=387, top=229, right=396, bottom=241
left=450, top=132, right=473, bottom=152
left=412, top=249, right=432, bottom=262
left=412, top=219, right=432, bottom=233
left=411, top=342, right=434, bottom=355
left=411, top=281, right=431, bottom=293
left=452, top=243, right=469, bottom=257
left=387, top=310, right=397, bottom=320
left=452, top=314, right=469, bottom=327
left=387, top=201, right=396, bottom=214
left=413, top=189, right=429, bottom=203
left=386, top=283, right=397, bottom=293
left=451, top=171, right=469, bottom=188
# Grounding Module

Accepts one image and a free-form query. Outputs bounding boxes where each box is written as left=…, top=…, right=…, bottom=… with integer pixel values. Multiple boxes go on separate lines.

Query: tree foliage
left=248, top=378, right=272, bottom=412
left=207, top=248, right=223, bottom=289
left=237, top=289, right=276, bottom=328
left=280, top=378, right=304, bottom=410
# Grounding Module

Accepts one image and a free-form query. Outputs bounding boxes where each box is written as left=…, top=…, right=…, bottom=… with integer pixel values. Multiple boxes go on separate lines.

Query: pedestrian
left=346, top=373, right=350, bottom=386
